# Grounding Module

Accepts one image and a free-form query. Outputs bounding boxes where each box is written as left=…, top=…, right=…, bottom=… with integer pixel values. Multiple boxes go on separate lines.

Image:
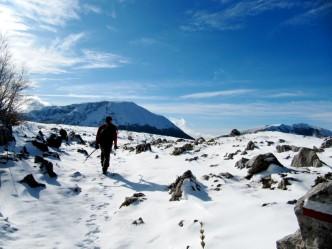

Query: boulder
left=291, top=148, right=326, bottom=168
left=19, top=174, right=46, bottom=188
left=277, top=181, right=332, bottom=249
left=246, top=153, right=284, bottom=178
left=77, top=148, right=89, bottom=156
left=312, top=172, right=332, bottom=187
left=168, top=170, right=202, bottom=201
left=261, top=176, right=277, bottom=189
left=32, top=140, right=49, bottom=152
left=46, top=134, right=62, bottom=148
left=320, top=138, right=332, bottom=149
left=194, top=137, right=205, bottom=145
left=235, top=157, right=249, bottom=169
left=120, top=193, right=146, bottom=208
left=276, top=145, right=300, bottom=153
left=136, top=143, right=152, bottom=154
left=171, top=143, right=194, bottom=156
left=39, top=159, right=57, bottom=178
left=245, top=140, right=257, bottom=151
left=59, top=129, right=68, bottom=142
left=69, top=132, right=86, bottom=145
left=229, top=129, right=241, bottom=136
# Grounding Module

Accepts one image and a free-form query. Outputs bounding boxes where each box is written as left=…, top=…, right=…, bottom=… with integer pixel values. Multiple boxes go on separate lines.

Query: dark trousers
left=100, top=146, right=112, bottom=173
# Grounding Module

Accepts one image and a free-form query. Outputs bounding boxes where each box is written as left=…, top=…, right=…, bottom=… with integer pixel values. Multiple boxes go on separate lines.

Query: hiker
left=95, top=116, right=118, bottom=174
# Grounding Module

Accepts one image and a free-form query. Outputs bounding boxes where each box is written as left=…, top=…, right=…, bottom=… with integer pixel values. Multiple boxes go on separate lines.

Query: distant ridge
left=244, top=123, right=332, bottom=138
left=24, top=101, right=193, bottom=139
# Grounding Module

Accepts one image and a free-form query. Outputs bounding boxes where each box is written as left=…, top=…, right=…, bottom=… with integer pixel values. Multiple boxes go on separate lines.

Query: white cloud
left=266, top=91, right=306, bottom=98
left=82, top=3, right=102, bottom=14
left=0, top=1, right=129, bottom=74
left=78, top=49, right=130, bottom=69
left=169, top=117, right=202, bottom=138
left=182, top=0, right=314, bottom=31
left=180, top=89, right=255, bottom=99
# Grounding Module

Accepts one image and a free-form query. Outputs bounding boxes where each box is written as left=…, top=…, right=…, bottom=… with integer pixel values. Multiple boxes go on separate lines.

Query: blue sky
left=0, top=0, right=331, bottom=135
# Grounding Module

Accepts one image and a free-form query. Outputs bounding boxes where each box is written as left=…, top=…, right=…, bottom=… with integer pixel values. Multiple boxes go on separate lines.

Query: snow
left=0, top=121, right=331, bottom=249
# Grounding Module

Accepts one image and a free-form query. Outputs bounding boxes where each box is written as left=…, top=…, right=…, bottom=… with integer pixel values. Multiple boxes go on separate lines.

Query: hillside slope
left=25, top=101, right=193, bottom=139
left=0, top=122, right=331, bottom=248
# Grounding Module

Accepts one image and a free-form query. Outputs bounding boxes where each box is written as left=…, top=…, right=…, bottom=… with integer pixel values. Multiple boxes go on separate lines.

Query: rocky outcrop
left=19, top=174, right=46, bottom=188
left=168, top=170, right=202, bottom=201
left=277, top=181, right=332, bottom=249
left=291, top=148, right=326, bottom=168
left=229, top=129, right=241, bottom=136
left=245, top=140, right=257, bottom=151
left=235, top=157, right=249, bottom=169
left=171, top=143, right=194, bottom=156
left=32, top=140, right=49, bottom=152
left=276, top=145, right=300, bottom=153
left=240, top=153, right=285, bottom=179
left=119, top=193, right=146, bottom=208
left=136, top=143, right=152, bottom=154
left=320, top=138, right=332, bottom=149
left=194, top=137, right=205, bottom=145
left=69, top=131, right=86, bottom=145
left=46, top=134, right=62, bottom=148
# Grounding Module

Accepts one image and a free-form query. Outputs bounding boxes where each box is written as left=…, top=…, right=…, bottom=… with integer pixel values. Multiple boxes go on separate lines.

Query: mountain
left=24, top=101, right=193, bottom=139
left=244, top=123, right=332, bottom=137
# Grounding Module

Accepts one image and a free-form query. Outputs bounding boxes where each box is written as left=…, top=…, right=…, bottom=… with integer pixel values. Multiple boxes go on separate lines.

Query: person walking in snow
left=95, top=116, right=118, bottom=174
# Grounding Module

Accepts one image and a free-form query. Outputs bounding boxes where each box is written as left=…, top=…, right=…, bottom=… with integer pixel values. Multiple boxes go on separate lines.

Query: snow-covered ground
left=0, top=122, right=331, bottom=249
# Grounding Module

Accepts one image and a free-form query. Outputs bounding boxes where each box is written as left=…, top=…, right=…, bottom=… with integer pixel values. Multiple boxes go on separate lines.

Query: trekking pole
left=83, top=148, right=98, bottom=163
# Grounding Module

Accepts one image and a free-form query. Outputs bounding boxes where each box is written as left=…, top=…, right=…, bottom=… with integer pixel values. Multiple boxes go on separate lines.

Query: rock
left=201, top=154, right=208, bottom=158
left=245, top=140, right=257, bottom=151
left=241, top=150, right=248, bottom=155
left=279, top=139, right=286, bottom=143
left=69, top=132, right=86, bottom=145
left=34, top=155, right=44, bottom=164
left=266, top=141, right=274, bottom=146
left=155, top=154, right=159, bottom=159
left=194, top=137, right=205, bottom=145
left=59, top=129, right=68, bottom=142
left=186, top=156, right=199, bottom=162
left=277, top=230, right=305, bottom=249
left=278, top=178, right=291, bottom=190
left=313, top=146, right=324, bottom=153
left=123, top=144, right=135, bottom=152
left=220, top=172, right=234, bottom=179
left=229, top=129, right=241, bottom=136
left=261, top=176, right=277, bottom=189
left=171, top=143, right=194, bottom=156
left=119, top=193, right=146, bottom=208
left=77, top=148, right=89, bottom=156
left=39, top=159, right=57, bottom=178
left=235, top=157, right=249, bottom=169
left=43, top=151, right=60, bottom=159
left=320, top=138, right=332, bottom=149
left=178, top=220, right=184, bottom=227
left=202, top=175, right=210, bottom=181
left=132, top=217, right=144, bottom=225
left=136, top=143, right=152, bottom=154
left=276, top=145, right=300, bottom=153
left=262, top=202, right=277, bottom=207
left=277, top=181, right=332, bottom=249
left=246, top=153, right=284, bottom=179
left=0, top=125, right=14, bottom=146
left=295, top=181, right=332, bottom=248
left=32, top=140, right=49, bottom=152
left=287, top=199, right=297, bottom=205
left=19, top=174, right=46, bottom=188
left=291, top=147, right=326, bottom=168
left=168, top=170, right=202, bottom=201
left=46, top=134, right=62, bottom=148
left=312, top=172, right=332, bottom=187
left=36, top=131, right=45, bottom=142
